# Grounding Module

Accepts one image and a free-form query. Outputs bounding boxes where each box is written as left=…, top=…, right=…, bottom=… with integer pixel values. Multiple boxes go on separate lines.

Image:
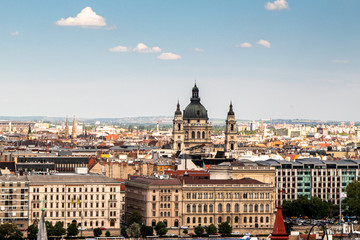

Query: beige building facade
left=182, top=178, right=275, bottom=231
left=125, top=177, right=183, bottom=228
left=28, top=174, right=122, bottom=229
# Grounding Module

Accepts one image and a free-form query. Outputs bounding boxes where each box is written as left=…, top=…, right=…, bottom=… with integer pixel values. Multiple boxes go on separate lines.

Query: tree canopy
left=282, top=196, right=331, bottom=219
left=127, top=210, right=143, bottom=226
left=194, top=226, right=205, bottom=236
left=0, top=223, right=23, bottom=240
left=218, top=222, right=232, bottom=236
left=27, top=223, right=38, bottom=240
left=67, top=223, right=79, bottom=237
left=126, top=223, right=141, bottom=238
left=93, top=228, right=102, bottom=237
left=155, top=221, right=168, bottom=236
left=206, top=224, right=217, bottom=235
left=141, top=225, right=154, bottom=237
left=344, top=181, right=360, bottom=216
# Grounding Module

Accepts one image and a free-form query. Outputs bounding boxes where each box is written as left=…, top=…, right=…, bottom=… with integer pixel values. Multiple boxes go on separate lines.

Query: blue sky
left=1, top=0, right=359, bottom=121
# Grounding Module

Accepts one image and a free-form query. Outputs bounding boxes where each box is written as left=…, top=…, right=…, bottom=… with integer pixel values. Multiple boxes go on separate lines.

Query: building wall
left=28, top=179, right=122, bottom=229
left=182, top=184, right=275, bottom=230
left=0, top=176, right=29, bottom=230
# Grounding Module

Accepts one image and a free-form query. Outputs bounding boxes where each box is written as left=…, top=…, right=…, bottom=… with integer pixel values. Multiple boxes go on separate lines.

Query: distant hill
left=0, top=116, right=354, bottom=125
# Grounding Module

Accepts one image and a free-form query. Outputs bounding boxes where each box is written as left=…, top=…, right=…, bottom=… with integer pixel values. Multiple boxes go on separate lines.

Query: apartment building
left=125, top=177, right=183, bottom=228
left=259, top=158, right=360, bottom=204
left=0, top=175, right=29, bottom=230
left=28, top=174, right=122, bottom=229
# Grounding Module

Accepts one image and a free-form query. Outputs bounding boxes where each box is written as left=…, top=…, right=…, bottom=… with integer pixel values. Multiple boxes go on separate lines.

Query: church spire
left=72, top=115, right=77, bottom=139
left=64, top=116, right=69, bottom=139
left=228, top=101, right=234, bottom=116
left=175, top=100, right=182, bottom=116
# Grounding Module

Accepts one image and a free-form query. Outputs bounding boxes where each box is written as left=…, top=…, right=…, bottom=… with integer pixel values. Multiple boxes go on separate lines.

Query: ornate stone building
left=172, top=83, right=212, bottom=151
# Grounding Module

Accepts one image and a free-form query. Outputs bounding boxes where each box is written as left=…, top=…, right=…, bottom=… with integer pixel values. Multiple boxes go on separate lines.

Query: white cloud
left=55, top=7, right=107, bottom=28
left=235, top=42, right=252, bottom=48
left=332, top=59, right=350, bottom=64
left=256, top=39, right=271, bottom=48
left=133, top=43, right=161, bottom=53
left=265, top=0, right=289, bottom=10
left=157, top=52, right=181, bottom=60
left=109, top=46, right=130, bottom=52
left=194, top=48, right=204, bottom=52
left=10, top=31, right=19, bottom=36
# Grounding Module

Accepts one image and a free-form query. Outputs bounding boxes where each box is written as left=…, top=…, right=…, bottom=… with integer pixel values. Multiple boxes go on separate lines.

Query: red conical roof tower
left=270, top=190, right=289, bottom=240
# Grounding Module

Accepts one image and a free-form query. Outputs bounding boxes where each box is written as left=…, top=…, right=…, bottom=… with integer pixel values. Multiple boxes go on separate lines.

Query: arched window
left=198, top=204, right=202, bottom=212
left=265, top=204, right=270, bottom=212
left=192, top=204, right=196, bottom=212
left=244, top=217, right=247, bottom=223
left=231, top=124, right=234, bottom=131
left=198, top=217, right=201, bottom=224
left=260, top=217, right=263, bottom=223
left=187, top=204, right=191, bottom=212
left=266, top=217, right=269, bottom=223
left=249, top=217, right=252, bottom=223
left=226, top=203, right=231, bottom=212
left=197, top=131, right=200, bottom=139
left=210, top=217, right=213, bottom=223
left=235, top=203, right=239, bottom=212
left=218, top=204, right=223, bottom=212
left=163, top=220, right=167, bottom=227
left=177, top=143, right=181, bottom=149
left=255, top=204, right=258, bottom=212
left=244, top=204, right=247, bottom=212
left=255, top=217, right=258, bottom=223
left=231, top=143, right=234, bottom=150
left=175, top=219, right=179, bottom=227
left=260, top=204, right=264, bottom=212
left=209, top=204, right=213, bottom=212
left=202, top=131, right=205, bottom=139
left=204, top=204, right=208, bottom=212
left=192, top=131, right=195, bottom=139
left=235, top=216, right=239, bottom=223
left=193, top=217, right=196, bottom=223
left=226, top=216, right=231, bottom=223
left=178, top=123, right=181, bottom=131
left=204, top=217, right=207, bottom=224
left=187, top=217, right=190, bottom=224
left=249, top=204, right=253, bottom=212
left=218, top=217, right=222, bottom=223
left=152, top=220, right=156, bottom=227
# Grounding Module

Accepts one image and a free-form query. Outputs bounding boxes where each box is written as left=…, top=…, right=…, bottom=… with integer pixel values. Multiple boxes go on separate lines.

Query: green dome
left=183, top=102, right=208, bottom=120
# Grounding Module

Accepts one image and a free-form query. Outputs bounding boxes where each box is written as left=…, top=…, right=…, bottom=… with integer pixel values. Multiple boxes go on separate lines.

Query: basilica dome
left=183, top=83, right=209, bottom=120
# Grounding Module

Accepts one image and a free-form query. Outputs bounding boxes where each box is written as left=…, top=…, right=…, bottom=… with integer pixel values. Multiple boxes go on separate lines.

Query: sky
left=1, top=0, right=359, bottom=121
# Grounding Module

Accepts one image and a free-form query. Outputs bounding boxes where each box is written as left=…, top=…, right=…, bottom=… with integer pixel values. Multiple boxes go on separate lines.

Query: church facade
left=173, top=83, right=237, bottom=152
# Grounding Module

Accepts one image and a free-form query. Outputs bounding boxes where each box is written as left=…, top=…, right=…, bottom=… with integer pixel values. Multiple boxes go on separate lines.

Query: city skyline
left=1, top=0, right=359, bottom=121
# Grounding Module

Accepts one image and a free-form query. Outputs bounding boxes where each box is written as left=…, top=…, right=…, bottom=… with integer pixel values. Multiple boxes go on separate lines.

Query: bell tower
left=225, top=101, right=237, bottom=152
left=173, top=101, right=184, bottom=151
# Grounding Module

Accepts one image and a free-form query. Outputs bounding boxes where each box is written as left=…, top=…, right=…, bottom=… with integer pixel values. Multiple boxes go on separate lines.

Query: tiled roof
left=128, top=177, right=182, bottom=186
left=183, top=177, right=265, bottom=185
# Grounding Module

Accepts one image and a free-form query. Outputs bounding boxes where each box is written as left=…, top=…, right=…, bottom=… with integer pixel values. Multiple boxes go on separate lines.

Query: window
left=198, top=204, right=202, bottom=212
left=204, top=204, right=207, bottom=212
left=249, top=204, right=253, bottom=212
left=218, top=217, right=222, bottom=223
left=192, top=131, right=195, bottom=139
left=209, top=204, right=213, bottom=212
left=244, top=204, right=247, bottom=212
left=187, top=204, right=190, bottom=212
left=235, top=204, right=239, bottom=212
left=218, top=204, right=223, bottom=212
left=192, top=204, right=196, bottom=212
left=226, top=204, right=231, bottom=212
left=255, top=204, right=258, bottom=212
left=265, top=204, right=270, bottom=212
left=235, top=216, right=239, bottom=223
left=202, top=131, right=205, bottom=139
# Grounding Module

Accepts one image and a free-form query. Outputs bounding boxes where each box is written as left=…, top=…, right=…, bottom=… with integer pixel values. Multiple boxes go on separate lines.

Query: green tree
left=53, top=221, right=66, bottom=237
left=344, top=181, right=360, bottom=216
left=183, top=229, right=188, bottom=234
left=105, top=230, right=111, bottom=237
left=194, top=226, right=204, bottom=236
left=155, top=221, right=168, bottom=236
left=127, top=210, right=143, bottom=226
left=27, top=223, right=38, bottom=240
left=45, top=221, right=55, bottom=237
left=218, top=222, right=232, bottom=236
left=126, top=223, right=141, bottom=238
left=0, top=223, right=23, bottom=240
left=141, top=225, right=154, bottom=237
left=93, top=228, right=102, bottom=237
left=67, top=223, right=79, bottom=237
left=206, top=224, right=217, bottom=235
left=121, top=227, right=128, bottom=238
